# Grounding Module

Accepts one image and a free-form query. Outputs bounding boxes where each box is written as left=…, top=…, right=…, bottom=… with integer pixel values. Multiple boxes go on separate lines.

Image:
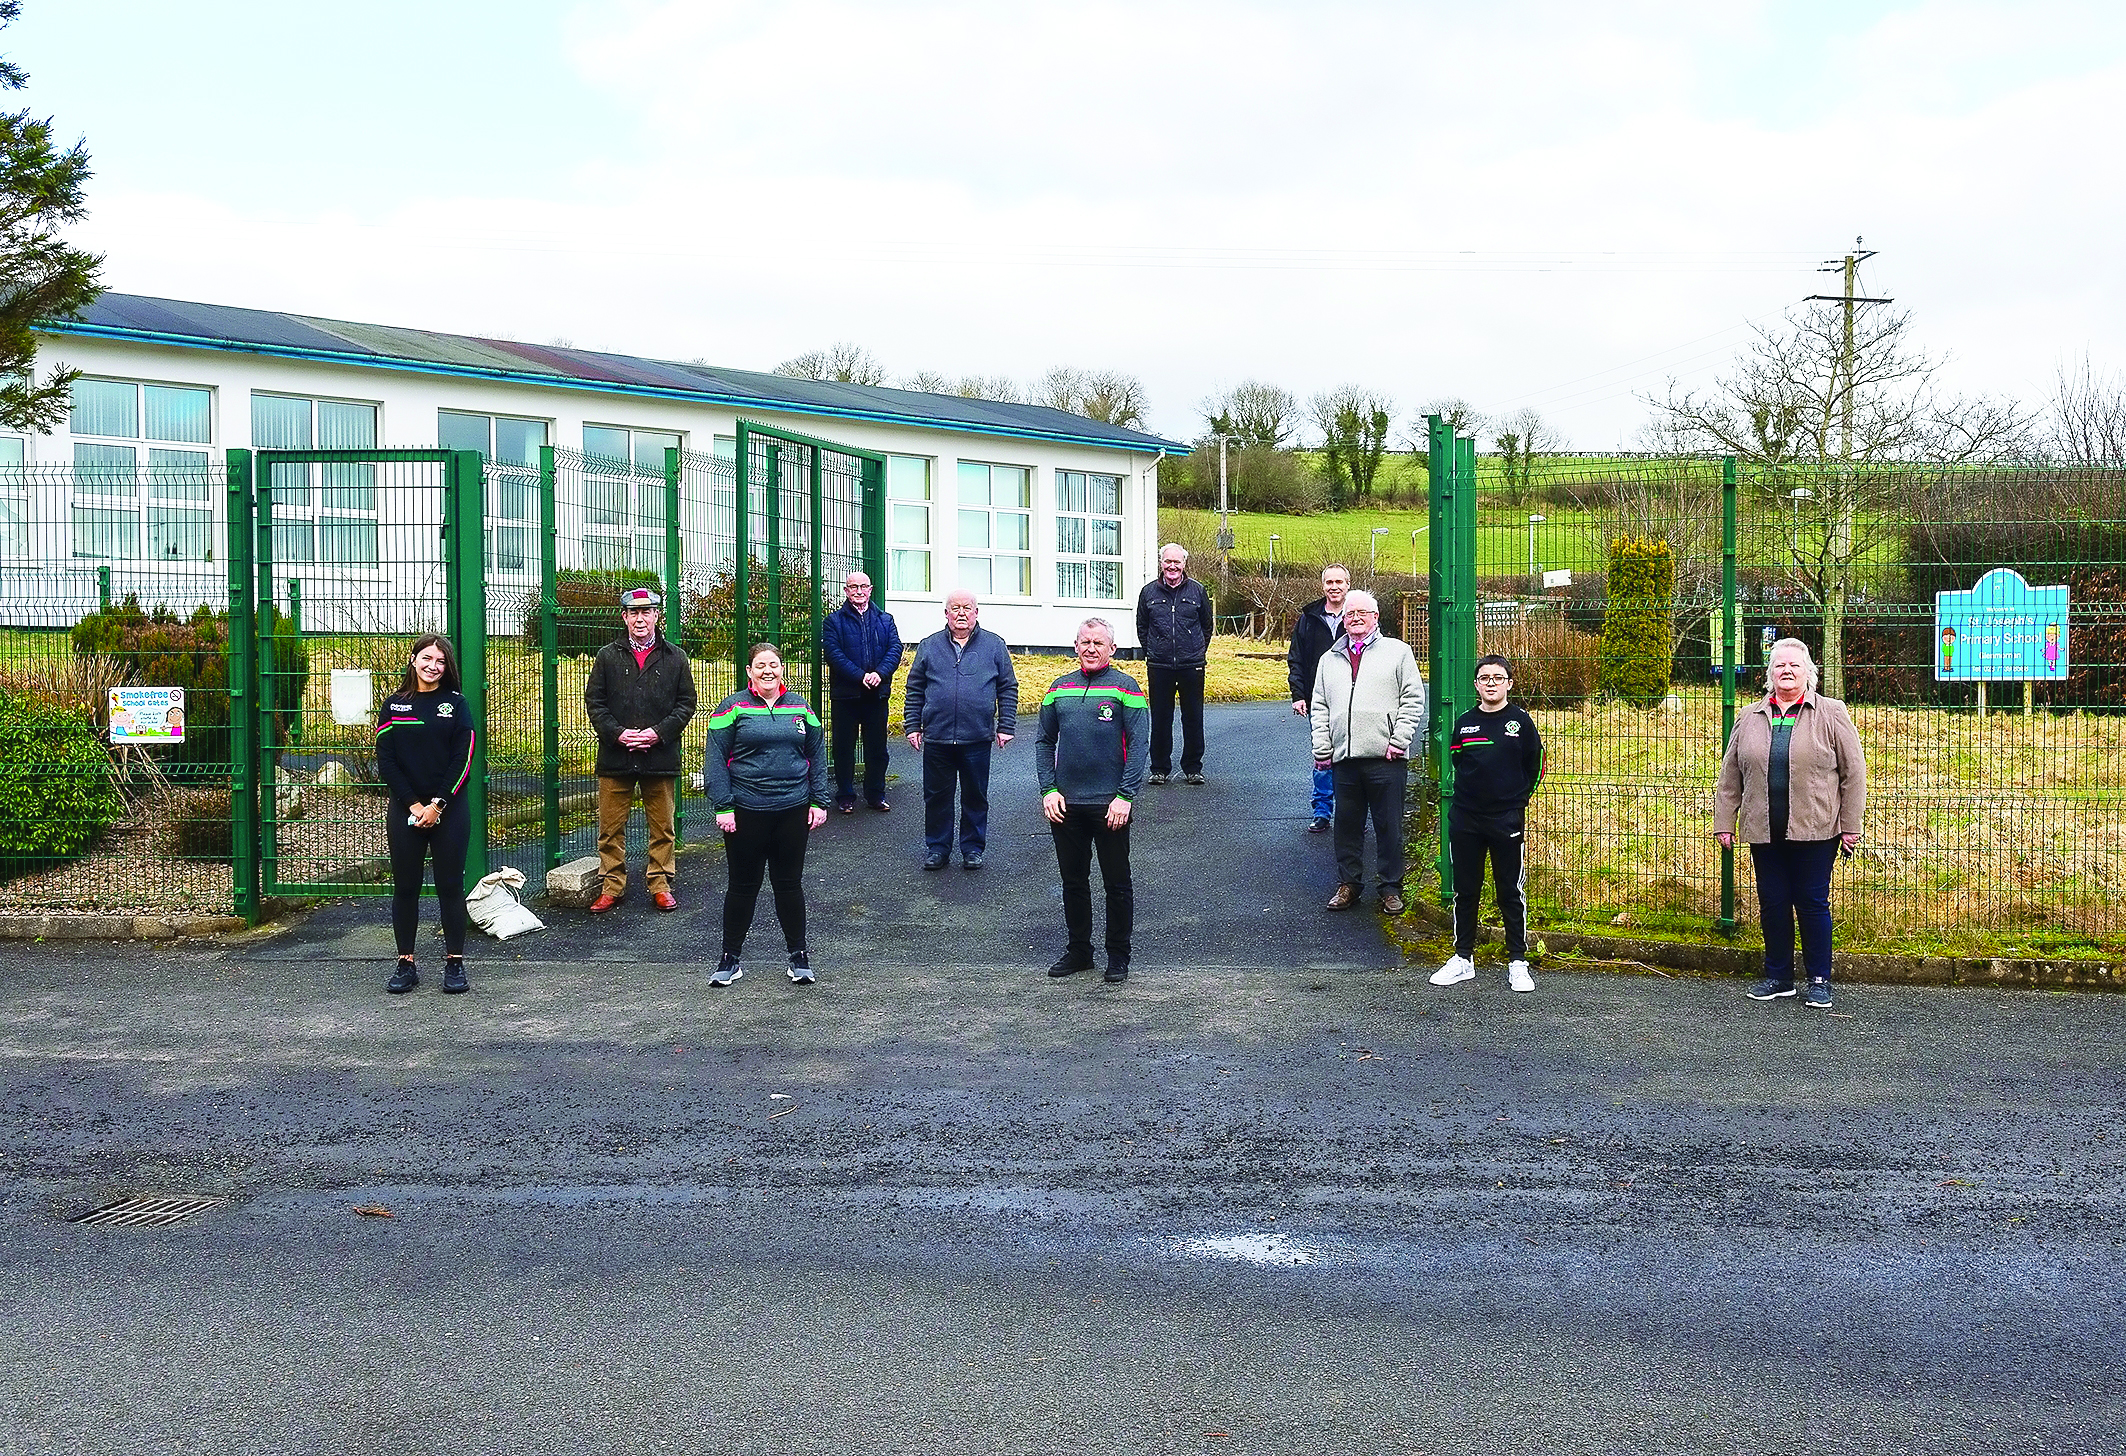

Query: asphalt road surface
left=4, top=704, right=2121, bottom=1454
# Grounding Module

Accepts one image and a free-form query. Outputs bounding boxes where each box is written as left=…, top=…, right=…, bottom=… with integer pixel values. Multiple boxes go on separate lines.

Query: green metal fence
left=1428, top=427, right=2126, bottom=954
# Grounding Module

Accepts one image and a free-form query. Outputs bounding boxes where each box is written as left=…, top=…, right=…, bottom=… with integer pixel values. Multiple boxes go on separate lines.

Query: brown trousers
left=597, top=775, right=677, bottom=896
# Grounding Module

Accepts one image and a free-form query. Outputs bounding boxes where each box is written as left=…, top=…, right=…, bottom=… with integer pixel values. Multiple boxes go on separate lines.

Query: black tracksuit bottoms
left=722, top=805, right=809, bottom=956
left=387, top=800, right=470, bottom=957
left=1450, top=824, right=1528, bottom=960
left=1050, top=805, right=1134, bottom=964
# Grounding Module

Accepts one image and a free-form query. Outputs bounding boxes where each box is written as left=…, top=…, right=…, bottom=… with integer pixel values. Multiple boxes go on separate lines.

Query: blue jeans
left=1311, top=764, right=1335, bottom=819
left=922, top=738, right=992, bottom=859
left=1749, top=838, right=1840, bottom=985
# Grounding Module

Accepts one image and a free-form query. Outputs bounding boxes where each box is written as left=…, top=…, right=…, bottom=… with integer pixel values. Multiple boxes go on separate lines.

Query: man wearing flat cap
left=583, top=586, right=698, bottom=913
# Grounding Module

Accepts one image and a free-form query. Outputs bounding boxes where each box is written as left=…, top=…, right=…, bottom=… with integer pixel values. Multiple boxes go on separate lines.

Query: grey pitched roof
left=44, top=293, right=1189, bottom=455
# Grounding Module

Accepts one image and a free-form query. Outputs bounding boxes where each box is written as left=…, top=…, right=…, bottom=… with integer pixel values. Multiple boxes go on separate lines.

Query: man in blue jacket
left=822, top=569, right=903, bottom=814
left=903, top=590, right=1019, bottom=870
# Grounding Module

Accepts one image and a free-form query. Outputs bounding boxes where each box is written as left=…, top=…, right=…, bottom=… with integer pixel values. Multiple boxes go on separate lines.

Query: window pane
left=957, top=556, right=992, bottom=595
left=1091, top=561, right=1121, bottom=599
left=71, top=380, right=137, bottom=439
left=583, top=536, right=630, bottom=571
left=587, top=478, right=626, bottom=526
left=891, top=503, right=929, bottom=546
left=1005, top=556, right=1032, bottom=595
left=958, top=509, right=990, bottom=549
left=272, top=520, right=315, bottom=563
left=252, top=395, right=312, bottom=450
left=1091, top=518, right=1121, bottom=556
left=1056, top=517, right=1085, bottom=555
left=318, top=400, right=377, bottom=449
left=494, top=471, right=533, bottom=522
left=143, top=385, right=211, bottom=444
left=438, top=410, right=491, bottom=455
left=73, top=442, right=137, bottom=496
left=634, top=532, right=665, bottom=571
left=319, top=518, right=378, bottom=565
left=957, top=461, right=990, bottom=505
left=634, top=431, right=680, bottom=473
left=0, top=436, right=22, bottom=464
left=148, top=448, right=212, bottom=503
left=888, top=455, right=930, bottom=500
left=0, top=495, right=24, bottom=556
left=1056, top=471, right=1085, bottom=512
left=322, top=461, right=375, bottom=511
left=489, top=524, right=529, bottom=572
left=1088, top=473, right=1122, bottom=515
left=712, top=435, right=737, bottom=461
left=636, top=483, right=666, bottom=529
left=149, top=506, right=212, bottom=562
left=73, top=506, right=140, bottom=559
left=584, top=425, right=630, bottom=466
left=998, top=512, right=1030, bottom=551
left=494, top=416, right=545, bottom=466
left=888, top=549, right=929, bottom=593
left=1057, top=561, right=1086, bottom=599
left=267, top=458, right=311, bottom=510
left=994, top=466, right=1030, bottom=508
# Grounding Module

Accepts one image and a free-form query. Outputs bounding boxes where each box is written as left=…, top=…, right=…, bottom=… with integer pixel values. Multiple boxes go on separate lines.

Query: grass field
left=1161, top=503, right=1612, bottom=580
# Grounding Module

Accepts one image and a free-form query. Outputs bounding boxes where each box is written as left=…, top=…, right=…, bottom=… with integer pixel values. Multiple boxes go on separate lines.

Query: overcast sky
left=16, top=0, right=2125, bottom=447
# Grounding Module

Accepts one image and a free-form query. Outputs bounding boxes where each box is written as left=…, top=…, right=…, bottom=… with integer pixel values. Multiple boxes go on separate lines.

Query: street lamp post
left=1369, top=526, right=1390, bottom=576
left=1267, top=533, right=1280, bottom=578
left=1527, top=514, right=1546, bottom=585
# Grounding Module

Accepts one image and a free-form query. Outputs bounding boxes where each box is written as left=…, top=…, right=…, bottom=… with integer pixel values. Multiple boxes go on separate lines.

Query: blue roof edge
left=39, top=317, right=1194, bottom=456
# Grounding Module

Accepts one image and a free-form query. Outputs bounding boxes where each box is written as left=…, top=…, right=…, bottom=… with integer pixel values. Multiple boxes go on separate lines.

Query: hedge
left=1597, top=536, right=1676, bottom=708
left=0, top=692, right=124, bottom=865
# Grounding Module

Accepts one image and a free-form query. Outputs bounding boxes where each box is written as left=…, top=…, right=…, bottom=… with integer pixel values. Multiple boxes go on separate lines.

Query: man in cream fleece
left=1309, top=590, right=1428, bottom=916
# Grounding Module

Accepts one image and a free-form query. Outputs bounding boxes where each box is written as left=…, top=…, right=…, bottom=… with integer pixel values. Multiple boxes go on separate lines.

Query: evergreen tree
left=0, top=0, right=102, bottom=433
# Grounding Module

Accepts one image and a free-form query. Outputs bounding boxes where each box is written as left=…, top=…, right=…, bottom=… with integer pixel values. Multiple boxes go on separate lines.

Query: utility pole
left=1804, top=236, right=1892, bottom=462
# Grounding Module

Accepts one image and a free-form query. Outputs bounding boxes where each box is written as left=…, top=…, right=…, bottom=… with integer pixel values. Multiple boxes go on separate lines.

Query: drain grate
left=69, top=1195, right=226, bottom=1228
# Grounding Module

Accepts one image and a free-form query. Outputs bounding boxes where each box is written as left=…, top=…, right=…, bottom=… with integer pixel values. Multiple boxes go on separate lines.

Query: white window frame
left=885, top=454, right=933, bottom=593
left=583, top=424, right=683, bottom=573
left=0, top=434, right=28, bottom=558
left=440, top=409, right=549, bottom=576
left=254, top=392, right=382, bottom=568
left=954, top=459, right=1033, bottom=599
left=69, top=378, right=214, bottom=563
left=1054, top=468, right=1126, bottom=601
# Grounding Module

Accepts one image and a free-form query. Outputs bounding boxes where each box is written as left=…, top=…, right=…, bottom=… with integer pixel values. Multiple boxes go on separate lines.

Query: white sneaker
left=1429, top=955, right=1476, bottom=986
left=1508, top=960, right=1534, bottom=993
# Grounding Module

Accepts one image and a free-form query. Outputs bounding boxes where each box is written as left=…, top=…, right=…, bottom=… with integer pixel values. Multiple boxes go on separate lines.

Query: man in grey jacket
left=1310, top=590, right=1427, bottom=916
left=903, top=590, right=1019, bottom=870
left=1135, top=542, right=1215, bottom=785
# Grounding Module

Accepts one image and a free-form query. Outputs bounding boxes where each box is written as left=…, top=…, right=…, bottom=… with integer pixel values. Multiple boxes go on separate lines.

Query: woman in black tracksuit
left=702, top=642, right=830, bottom=987
left=375, top=634, right=477, bottom=995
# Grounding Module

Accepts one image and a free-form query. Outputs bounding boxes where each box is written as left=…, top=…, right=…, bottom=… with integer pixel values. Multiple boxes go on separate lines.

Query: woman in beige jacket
left=1714, top=638, right=1866, bottom=1009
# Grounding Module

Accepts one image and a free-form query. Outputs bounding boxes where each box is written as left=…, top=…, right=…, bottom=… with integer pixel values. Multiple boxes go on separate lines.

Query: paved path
left=3, top=704, right=2122, bottom=1454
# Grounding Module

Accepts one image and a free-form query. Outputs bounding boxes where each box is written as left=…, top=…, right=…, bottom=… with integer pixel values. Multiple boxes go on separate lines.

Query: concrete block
left=546, top=855, right=603, bottom=908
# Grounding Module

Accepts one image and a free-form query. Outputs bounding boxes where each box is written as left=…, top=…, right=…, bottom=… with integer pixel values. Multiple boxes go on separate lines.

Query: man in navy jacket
left=903, top=590, right=1019, bottom=870
left=822, top=569, right=903, bottom=813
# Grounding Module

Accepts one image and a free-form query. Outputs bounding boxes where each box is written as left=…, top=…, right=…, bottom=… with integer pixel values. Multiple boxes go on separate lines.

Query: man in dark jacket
left=822, top=569, right=903, bottom=814
left=582, top=586, right=698, bottom=913
left=1134, top=542, right=1215, bottom=785
left=903, top=590, right=1019, bottom=870
left=1285, top=563, right=1350, bottom=833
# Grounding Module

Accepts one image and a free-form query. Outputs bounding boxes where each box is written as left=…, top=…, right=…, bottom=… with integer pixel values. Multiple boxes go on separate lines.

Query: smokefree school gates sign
left=1934, top=568, right=2069, bottom=682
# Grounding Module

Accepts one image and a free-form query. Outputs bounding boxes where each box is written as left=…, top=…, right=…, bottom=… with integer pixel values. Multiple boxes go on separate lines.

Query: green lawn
left=1162, top=504, right=1610, bottom=579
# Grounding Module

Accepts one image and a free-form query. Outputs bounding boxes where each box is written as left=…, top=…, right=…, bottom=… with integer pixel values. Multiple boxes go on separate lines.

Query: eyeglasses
left=1476, top=675, right=1510, bottom=684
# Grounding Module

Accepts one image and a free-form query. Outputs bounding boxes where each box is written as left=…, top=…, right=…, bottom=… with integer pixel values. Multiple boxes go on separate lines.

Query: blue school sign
left=1933, top=568, right=2069, bottom=682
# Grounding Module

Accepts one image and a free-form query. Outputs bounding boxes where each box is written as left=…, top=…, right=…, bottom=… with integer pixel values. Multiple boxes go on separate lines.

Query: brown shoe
left=1378, top=888, right=1406, bottom=916
left=1325, top=883, right=1359, bottom=911
left=652, top=890, right=679, bottom=912
left=589, top=892, right=624, bottom=915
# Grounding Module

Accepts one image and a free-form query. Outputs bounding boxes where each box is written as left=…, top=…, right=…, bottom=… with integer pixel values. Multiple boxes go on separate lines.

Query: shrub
left=525, top=567, right=665, bottom=655
left=1480, top=617, right=1600, bottom=708
left=1597, top=536, right=1676, bottom=707
left=680, top=559, right=819, bottom=661
left=0, top=691, right=124, bottom=866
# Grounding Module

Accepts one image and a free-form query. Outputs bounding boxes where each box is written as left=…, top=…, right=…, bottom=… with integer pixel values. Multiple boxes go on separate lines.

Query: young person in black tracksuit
left=1430, top=653, right=1544, bottom=994
left=376, top=634, right=478, bottom=996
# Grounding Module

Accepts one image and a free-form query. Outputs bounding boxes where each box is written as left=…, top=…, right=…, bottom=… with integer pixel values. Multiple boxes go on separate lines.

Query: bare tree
left=772, top=342, right=888, bottom=385
left=2049, top=355, right=2126, bottom=468
left=1074, top=370, right=1149, bottom=430
left=1202, top=380, right=1299, bottom=448
left=899, top=370, right=955, bottom=394
left=1650, top=301, right=2033, bottom=696
left=1416, top=397, right=1488, bottom=444
left=1311, top=386, right=1393, bottom=509
left=1494, top=406, right=1557, bottom=493
left=956, top=374, right=1026, bottom=404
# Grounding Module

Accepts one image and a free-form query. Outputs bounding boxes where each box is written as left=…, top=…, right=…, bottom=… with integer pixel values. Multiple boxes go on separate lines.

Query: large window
left=583, top=424, right=681, bottom=571
left=1055, top=469, right=1124, bottom=600
left=441, top=410, right=548, bottom=573
left=886, top=455, right=931, bottom=592
left=69, top=378, right=213, bottom=561
left=955, top=460, right=1031, bottom=597
left=0, top=435, right=24, bottom=558
left=254, top=393, right=379, bottom=565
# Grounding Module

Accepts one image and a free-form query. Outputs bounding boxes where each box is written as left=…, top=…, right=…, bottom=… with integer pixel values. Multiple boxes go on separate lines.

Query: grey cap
left=620, top=587, right=662, bottom=608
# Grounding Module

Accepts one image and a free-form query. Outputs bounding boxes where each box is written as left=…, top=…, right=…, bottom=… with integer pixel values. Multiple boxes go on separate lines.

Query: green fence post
left=96, top=565, right=110, bottom=613
left=448, top=449, right=491, bottom=889
left=665, top=444, right=685, bottom=848
left=735, top=424, right=752, bottom=678
left=1426, top=414, right=1452, bottom=905
left=255, top=454, right=279, bottom=898
left=860, top=456, right=886, bottom=588
left=540, top=445, right=561, bottom=870
left=225, top=450, right=260, bottom=925
left=765, top=442, right=783, bottom=645
left=1718, top=454, right=1739, bottom=933
left=809, top=442, right=825, bottom=706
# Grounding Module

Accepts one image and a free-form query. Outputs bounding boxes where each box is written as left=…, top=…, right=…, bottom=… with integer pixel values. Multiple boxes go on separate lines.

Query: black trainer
left=1049, top=952, right=1093, bottom=978
left=1103, top=961, right=1130, bottom=984
left=787, top=951, right=815, bottom=985
left=441, top=957, right=468, bottom=994
left=386, top=958, right=418, bottom=994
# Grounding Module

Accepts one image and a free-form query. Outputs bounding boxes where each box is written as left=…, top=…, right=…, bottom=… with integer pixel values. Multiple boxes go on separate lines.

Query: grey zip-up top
left=1035, top=666, right=1150, bottom=805
left=903, top=627, right=1020, bottom=743
left=703, top=688, right=830, bottom=812
left=1310, top=630, right=1428, bottom=762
